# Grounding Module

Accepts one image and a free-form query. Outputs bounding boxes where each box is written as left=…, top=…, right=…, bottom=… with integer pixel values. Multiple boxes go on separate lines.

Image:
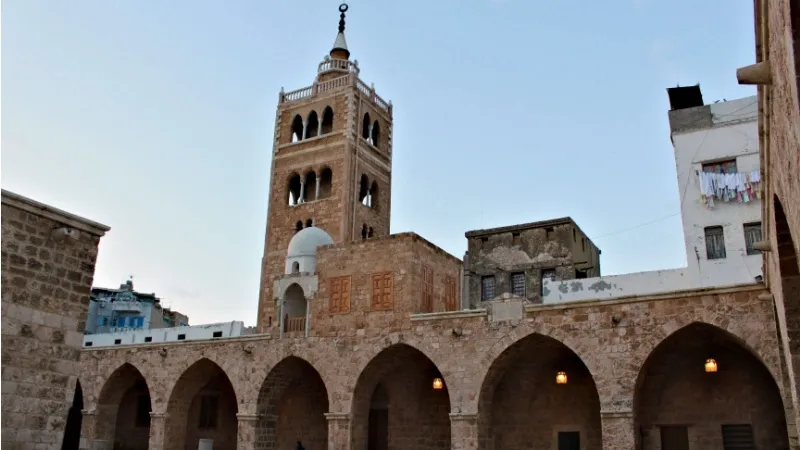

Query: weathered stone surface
left=1, top=190, right=109, bottom=450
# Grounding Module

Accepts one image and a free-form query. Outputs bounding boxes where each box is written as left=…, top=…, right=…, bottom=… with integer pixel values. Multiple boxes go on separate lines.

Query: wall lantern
left=432, top=377, right=444, bottom=390
left=705, top=358, right=718, bottom=373
left=556, top=371, right=568, bottom=385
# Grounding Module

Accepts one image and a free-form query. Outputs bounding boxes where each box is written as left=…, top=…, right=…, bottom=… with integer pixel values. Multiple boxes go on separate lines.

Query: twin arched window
left=291, top=106, right=334, bottom=143
left=361, top=113, right=381, bottom=148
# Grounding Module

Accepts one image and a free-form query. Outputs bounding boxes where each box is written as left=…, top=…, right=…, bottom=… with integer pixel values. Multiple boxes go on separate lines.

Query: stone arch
left=321, top=106, right=334, bottom=134
left=282, top=283, right=307, bottom=333
left=362, top=112, right=372, bottom=140
left=318, top=166, right=333, bottom=199
left=371, top=120, right=381, bottom=148
left=287, top=173, right=302, bottom=206
left=369, top=180, right=379, bottom=210
left=350, top=343, right=451, bottom=450
left=633, top=322, right=788, bottom=449
left=306, top=110, right=319, bottom=139
left=255, top=356, right=330, bottom=450
left=94, top=363, right=153, bottom=450
left=477, top=332, right=601, bottom=450
left=290, top=114, right=303, bottom=143
left=61, top=379, right=84, bottom=450
left=359, top=174, right=371, bottom=206
left=164, top=358, right=239, bottom=450
left=775, top=195, right=800, bottom=401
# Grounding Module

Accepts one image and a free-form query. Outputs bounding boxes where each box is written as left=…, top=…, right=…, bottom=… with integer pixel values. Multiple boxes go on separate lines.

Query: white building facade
left=667, top=86, right=762, bottom=287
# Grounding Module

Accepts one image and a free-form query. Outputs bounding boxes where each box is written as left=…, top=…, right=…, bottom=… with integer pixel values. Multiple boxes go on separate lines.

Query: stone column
left=601, top=410, right=636, bottom=450
left=450, top=412, right=479, bottom=450
left=78, top=409, right=97, bottom=450
left=317, top=120, right=323, bottom=137
left=148, top=412, right=168, bottom=450
left=324, top=413, right=350, bottom=450
left=237, top=413, right=260, bottom=450
left=299, top=181, right=306, bottom=204
left=302, top=120, right=309, bottom=140
left=315, top=179, right=321, bottom=201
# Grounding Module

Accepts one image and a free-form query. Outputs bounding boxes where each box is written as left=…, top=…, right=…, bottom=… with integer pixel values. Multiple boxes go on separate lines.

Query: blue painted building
left=85, top=280, right=189, bottom=335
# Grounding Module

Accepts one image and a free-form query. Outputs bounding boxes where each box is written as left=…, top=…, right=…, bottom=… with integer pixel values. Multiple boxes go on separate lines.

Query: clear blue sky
left=2, top=1, right=757, bottom=326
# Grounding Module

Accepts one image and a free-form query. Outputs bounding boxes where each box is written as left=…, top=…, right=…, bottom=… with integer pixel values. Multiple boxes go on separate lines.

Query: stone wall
left=751, top=0, right=800, bottom=444
left=1, top=190, right=109, bottom=449
left=79, top=284, right=791, bottom=450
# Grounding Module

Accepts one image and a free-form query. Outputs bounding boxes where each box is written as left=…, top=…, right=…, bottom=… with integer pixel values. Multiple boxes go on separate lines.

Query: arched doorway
left=283, top=284, right=307, bottom=333
left=94, top=364, right=152, bottom=450
left=61, top=379, right=83, bottom=450
left=634, top=322, right=788, bottom=449
left=256, top=356, right=329, bottom=450
left=165, top=359, right=238, bottom=450
left=478, top=333, right=601, bottom=450
left=351, top=344, right=451, bottom=450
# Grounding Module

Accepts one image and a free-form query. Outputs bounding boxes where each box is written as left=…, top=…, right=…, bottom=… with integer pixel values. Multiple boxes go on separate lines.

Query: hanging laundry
left=695, top=168, right=761, bottom=208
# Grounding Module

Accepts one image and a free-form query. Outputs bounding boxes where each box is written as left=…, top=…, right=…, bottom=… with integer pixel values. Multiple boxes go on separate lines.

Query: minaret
left=255, top=3, right=395, bottom=332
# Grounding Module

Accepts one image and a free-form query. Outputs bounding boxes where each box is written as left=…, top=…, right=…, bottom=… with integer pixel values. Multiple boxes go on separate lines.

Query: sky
left=1, top=1, right=758, bottom=326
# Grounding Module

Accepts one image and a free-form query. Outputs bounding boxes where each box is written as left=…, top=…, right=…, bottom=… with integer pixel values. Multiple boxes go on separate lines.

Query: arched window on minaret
left=318, top=167, right=333, bottom=199
left=288, top=174, right=302, bottom=206
left=321, top=106, right=334, bottom=135
left=295, top=221, right=303, bottom=233
left=359, top=174, right=370, bottom=206
left=362, top=113, right=371, bottom=142
left=369, top=181, right=378, bottom=210
left=361, top=224, right=368, bottom=240
left=307, top=111, right=320, bottom=139
left=371, top=120, right=380, bottom=149
left=291, top=115, right=304, bottom=143
left=305, top=171, right=318, bottom=202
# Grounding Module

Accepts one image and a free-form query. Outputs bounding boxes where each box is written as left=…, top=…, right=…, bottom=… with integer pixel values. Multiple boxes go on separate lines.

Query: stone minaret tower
left=256, top=3, right=394, bottom=332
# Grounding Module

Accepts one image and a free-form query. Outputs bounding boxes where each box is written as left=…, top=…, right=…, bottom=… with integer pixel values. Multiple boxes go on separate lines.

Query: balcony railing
left=280, top=73, right=391, bottom=115
left=317, top=58, right=360, bottom=76
left=283, top=316, right=306, bottom=333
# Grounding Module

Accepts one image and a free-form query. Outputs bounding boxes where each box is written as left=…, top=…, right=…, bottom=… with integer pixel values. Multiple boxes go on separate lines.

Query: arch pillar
left=237, top=413, right=260, bottom=450
left=600, top=410, right=635, bottom=450
left=324, top=412, right=350, bottom=450
left=78, top=409, right=97, bottom=450
left=148, top=411, right=168, bottom=450
left=450, top=412, right=479, bottom=450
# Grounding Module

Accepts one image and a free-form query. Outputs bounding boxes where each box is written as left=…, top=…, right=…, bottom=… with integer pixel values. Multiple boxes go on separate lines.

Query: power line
left=591, top=212, right=681, bottom=241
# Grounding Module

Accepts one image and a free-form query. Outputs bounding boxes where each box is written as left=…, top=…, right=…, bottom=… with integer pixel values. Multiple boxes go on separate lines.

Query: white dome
left=287, top=227, right=334, bottom=258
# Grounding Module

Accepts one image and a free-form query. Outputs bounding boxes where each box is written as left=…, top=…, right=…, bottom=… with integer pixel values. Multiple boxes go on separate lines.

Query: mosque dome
left=287, top=227, right=335, bottom=259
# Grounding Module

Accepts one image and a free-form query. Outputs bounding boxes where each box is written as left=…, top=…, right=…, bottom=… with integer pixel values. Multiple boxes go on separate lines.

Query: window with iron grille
left=705, top=226, right=727, bottom=259
left=743, top=222, right=763, bottom=255
left=481, top=276, right=495, bottom=301
left=721, top=424, right=754, bottom=450
left=511, top=272, right=526, bottom=297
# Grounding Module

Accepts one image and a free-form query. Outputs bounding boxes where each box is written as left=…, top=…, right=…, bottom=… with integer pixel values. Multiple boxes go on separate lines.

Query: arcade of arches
left=85, top=323, right=790, bottom=450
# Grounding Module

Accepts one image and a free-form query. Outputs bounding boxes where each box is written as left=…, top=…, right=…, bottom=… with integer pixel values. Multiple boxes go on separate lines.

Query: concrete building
left=0, top=189, right=109, bottom=450
left=463, top=217, right=600, bottom=308
left=667, top=87, right=763, bottom=286
left=67, top=6, right=798, bottom=450
left=85, top=280, right=189, bottom=335
left=737, top=0, right=800, bottom=446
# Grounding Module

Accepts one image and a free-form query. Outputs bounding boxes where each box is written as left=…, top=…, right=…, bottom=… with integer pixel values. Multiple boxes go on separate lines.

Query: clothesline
left=697, top=169, right=761, bottom=208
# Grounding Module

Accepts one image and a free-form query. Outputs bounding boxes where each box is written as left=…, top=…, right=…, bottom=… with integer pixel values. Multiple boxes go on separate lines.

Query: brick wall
left=1, top=190, right=109, bottom=449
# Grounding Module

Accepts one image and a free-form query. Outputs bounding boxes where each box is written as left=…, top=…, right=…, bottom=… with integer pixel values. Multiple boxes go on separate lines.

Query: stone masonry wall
left=1, top=190, right=109, bottom=450
left=79, top=285, right=789, bottom=450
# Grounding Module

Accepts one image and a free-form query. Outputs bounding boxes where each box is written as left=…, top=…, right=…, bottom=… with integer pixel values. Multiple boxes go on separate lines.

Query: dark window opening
left=510, top=272, right=525, bottom=297
left=288, top=173, right=302, bottom=206
left=368, top=227, right=374, bottom=238
left=362, top=112, right=372, bottom=140
left=557, top=431, right=580, bottom=450
left=114, top=339, right=121, bottom=345
left=295, top=221, right=303, bottom=233
left=177, top=334, right=186, bottom=340
left=546, top=227, right=554, bottom=240
left=743, top=222, right=763, bottom=255
left=318, top=167, right=333, bottom=199
left=481, top=276, right=496, bottom=301
left=292, top=261, right=300, bottom=274
left=321, top=106, right=334, bottom=134
left=512, top=231, right=521, bottom=245
left=361, top=224, right=368, bottom=240
left=212, top=331, right=223, bottom=338
left=371, top=120, right=381, bottom=148
left=144, top=337, right=152, bottom=343
left=721, top=424, right=754, bottom=450
left=576, top=269, right=588, bottom=279
left=306, top=110, right=319, bottom=139
left=198, top=395, right=219, bottom=429
left=541, top=269, right=556, bottom=295
left=705, top=226, right=727, bottom=259
left=305, top=171, right=318, bottom=201
left=369, top=181, right=379, bottom=210
left=85, top=342, right=93, bottom=347
left=305, top=218, right=313, bottom=228
left=359, top=174, right=371, bottom=206
left=290, top=114, right=304, bottom=143
left=135, top=394, right=152, bottom=427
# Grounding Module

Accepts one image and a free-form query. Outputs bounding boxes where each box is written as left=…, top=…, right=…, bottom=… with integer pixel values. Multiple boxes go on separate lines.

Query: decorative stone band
left=236, top=413, right=261, bottom=422
left=449, top=412, right=479, bottom=422
left=324, top=412, right=350, bottom=421
left=600, top=410, right=633, bottom=419
left=149, top=412, right=168, bottom=419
